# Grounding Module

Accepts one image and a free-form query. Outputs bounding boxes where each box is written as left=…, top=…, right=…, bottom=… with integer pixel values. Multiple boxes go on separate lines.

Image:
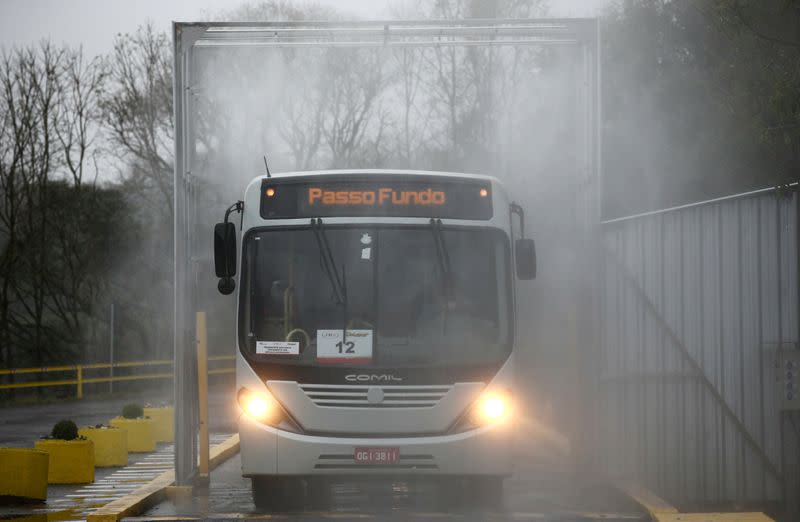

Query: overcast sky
left=0, top=0, right=608, bottom=57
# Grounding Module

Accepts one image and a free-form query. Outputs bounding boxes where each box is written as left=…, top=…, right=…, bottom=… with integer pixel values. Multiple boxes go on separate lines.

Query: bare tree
left=0, top=42, right=120, bottom=377
left=55, top=49, right=106, bottom=188
left=321, top=48, right=388, bottom=168
left=278, top=57, right=326, bottom=170
left=0, top=47, right=40, bottom=371
left=14, top=43, right=63, bottom=368
left=391, top=46, right=434, bottom=165
left=103, top=22, right=173, bottom=216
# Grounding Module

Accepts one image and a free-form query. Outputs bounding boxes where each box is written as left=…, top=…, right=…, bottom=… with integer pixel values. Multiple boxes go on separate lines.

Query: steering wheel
left=285, top=328, right=311, bottom=349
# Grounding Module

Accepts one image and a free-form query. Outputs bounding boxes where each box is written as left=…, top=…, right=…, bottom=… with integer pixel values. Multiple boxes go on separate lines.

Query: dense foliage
left=122, top=403, right=144, bottom=419
left=51, top=419, right=79, bottom=440
left=603, top=0, right=800, bottom=216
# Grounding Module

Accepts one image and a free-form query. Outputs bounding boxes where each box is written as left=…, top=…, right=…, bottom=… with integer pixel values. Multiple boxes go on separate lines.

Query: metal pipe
left=602, top=182, right=800, bottom=226
left=194, top=39, right=579, bottom=48
left=717, top=204, right=726, bottom=501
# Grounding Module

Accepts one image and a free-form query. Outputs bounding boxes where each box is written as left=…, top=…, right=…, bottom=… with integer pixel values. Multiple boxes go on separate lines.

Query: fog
left=4, top=0, right=796, bottom=518
left=181, top=3, right=595, bottom=472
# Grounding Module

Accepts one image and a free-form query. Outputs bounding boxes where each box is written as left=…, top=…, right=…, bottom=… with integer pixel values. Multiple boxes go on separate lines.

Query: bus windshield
left=238, top=225, right=511, bottom=368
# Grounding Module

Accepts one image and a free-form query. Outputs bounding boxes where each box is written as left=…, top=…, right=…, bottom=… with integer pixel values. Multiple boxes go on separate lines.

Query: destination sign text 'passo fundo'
left=307, top=187, right=446, bottom=207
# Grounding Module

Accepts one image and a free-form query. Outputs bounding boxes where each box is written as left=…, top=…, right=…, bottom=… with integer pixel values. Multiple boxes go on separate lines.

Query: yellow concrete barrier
left=34, top=439, right=94, bottom=484
left=0, top=448, right=49, bottom=501
left=79, top=426, right=127, bottom=467
left=143, top=406, right=174, bottom=443
left=110, top=417, right=155, bottom=453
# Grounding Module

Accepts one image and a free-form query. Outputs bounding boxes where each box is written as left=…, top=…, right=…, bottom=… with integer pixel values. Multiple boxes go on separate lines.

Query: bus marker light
left=266, top=187, right=276, bottom=197
left=479, top=188, right=489, bottom=198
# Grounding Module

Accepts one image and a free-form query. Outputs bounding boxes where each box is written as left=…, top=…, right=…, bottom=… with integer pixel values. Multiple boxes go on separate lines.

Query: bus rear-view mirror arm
left=215, top=201, right=243, bottom=295
left=510, top=202, right=536, bottom=280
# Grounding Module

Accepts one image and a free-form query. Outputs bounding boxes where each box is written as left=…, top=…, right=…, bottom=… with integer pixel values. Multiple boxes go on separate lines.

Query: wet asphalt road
left=135, top=447, right=646, bottom=521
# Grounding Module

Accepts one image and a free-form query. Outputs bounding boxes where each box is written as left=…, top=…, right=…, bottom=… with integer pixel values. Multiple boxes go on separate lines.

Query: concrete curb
left=86, top=434, right=240, bottom=522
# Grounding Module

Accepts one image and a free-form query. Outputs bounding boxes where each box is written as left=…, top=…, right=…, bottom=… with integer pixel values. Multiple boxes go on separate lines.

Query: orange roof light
left=479, top=188, right=489, bottom=198
left=266, top=187, right=276, bottom=197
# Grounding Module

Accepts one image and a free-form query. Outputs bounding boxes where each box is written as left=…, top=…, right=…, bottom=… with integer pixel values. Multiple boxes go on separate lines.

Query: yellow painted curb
left=208, top=433, right=240, bottom=469
left=656, top=514, right=774, bottom=522
left=617, top=481, right=774, bottom=522
left=88, top=468, right=174, bottom=522
left=617, top=480, right=678, bottom=519
left=34, top=439, right=94, bottom=484
left=109, top=417, right=155, bottom=453
left=79, top=426, right=128, bottom=467
left=86, top=434, right=240, bottom=522
left=143, top=406, right=174, bottom=443
left=0, top=447, right=49, bottom=501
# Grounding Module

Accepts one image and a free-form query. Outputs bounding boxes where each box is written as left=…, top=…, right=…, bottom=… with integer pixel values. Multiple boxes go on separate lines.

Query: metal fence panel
left=600, top=187, right=800, bottom=513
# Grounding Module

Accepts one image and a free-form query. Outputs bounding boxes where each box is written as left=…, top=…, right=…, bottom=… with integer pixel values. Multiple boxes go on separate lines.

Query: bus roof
left=249, top=169, right=503, bottom=186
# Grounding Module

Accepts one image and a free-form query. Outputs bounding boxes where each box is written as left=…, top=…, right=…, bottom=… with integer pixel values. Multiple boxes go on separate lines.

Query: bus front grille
left=299, top=384, right=452, bottom=409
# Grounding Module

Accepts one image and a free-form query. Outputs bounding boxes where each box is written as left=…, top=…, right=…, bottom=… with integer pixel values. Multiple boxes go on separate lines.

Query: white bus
left=213, top=170, right=536, bottom=509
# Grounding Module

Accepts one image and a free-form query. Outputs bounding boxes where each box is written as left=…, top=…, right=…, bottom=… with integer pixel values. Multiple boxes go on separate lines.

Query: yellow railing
left=0, top=356, right=235, bottom=399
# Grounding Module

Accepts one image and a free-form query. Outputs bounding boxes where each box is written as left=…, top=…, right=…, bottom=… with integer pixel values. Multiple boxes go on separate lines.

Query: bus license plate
left=354, top=447, right=400, bottom=464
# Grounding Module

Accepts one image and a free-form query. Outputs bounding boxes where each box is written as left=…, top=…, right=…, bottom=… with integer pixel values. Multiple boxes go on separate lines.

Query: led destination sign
left=260, top=177, right=493, bottom=220
left=307, top=187, right=447, bottom=207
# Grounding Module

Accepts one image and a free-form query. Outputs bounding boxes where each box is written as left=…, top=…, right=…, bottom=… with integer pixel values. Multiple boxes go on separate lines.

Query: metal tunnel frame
left=172, top=18, right=602, bottom=486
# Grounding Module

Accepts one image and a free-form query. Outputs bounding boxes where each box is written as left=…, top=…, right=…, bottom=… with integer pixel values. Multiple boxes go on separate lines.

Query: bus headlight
left=238, top=388, right=282, bottom=425
left=470, top=391, right=513, bottom=426
left=450, top=390, right=513, bottom=433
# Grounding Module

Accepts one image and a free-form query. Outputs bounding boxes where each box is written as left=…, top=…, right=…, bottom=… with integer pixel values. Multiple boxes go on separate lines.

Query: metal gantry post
left=173, top=22, right=194, bottom=487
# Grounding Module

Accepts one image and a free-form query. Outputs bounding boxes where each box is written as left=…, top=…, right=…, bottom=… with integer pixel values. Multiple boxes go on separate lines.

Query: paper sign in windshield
left=256, top=341, right=299, bottom=355
left=317, top=329, right=373, bottom=363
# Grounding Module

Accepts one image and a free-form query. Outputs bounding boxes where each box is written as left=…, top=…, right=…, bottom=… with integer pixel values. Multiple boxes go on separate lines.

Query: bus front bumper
left=239, top=416, right=514, bottom=477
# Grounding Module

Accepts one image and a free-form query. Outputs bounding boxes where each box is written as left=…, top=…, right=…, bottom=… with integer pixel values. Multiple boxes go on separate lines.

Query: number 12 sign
left=316, top=329, right=373, bottom=364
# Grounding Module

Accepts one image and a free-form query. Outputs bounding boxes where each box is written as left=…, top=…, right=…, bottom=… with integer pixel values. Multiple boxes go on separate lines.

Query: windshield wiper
left=311, top=218, right=349, bottom=341
left=311, top=218, right=346, bottom=304
left=430, top=218, right=454, bottom=299
left=430, top=219, right=455, bottom=334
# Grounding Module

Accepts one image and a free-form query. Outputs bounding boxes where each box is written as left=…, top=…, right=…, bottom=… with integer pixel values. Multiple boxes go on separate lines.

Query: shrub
left=122, top=403, right=144, bottom=419
left=51, top=419, right=79, bottom=440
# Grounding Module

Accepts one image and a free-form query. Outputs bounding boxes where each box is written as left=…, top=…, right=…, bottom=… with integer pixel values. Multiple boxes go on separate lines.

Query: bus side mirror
left=515, top=238, right=536, bottom=280
left=214, top=222, right=237, bottom=295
